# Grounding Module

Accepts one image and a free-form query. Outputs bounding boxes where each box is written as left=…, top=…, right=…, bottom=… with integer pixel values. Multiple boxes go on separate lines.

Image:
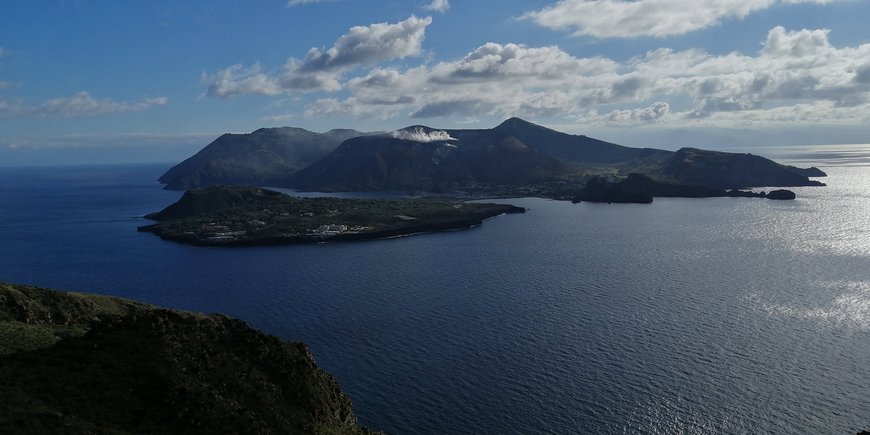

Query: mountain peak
left=495, top=117, right=549, bottom=132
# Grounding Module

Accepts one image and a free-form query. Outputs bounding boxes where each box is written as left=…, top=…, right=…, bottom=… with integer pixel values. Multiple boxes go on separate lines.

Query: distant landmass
left=159, top=118, right=826, bottom=197
left=0, top=282, right=376, bottom=434
left=139, top=185, right=524, bottom=246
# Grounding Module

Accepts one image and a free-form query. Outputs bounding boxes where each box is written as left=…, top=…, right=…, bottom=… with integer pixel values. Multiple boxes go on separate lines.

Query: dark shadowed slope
left=657, top=147, right=826, bottom=188
left=159, top=127, right=369, bottom=190
left=492, top=117, right=671, bottom=165
left=0, top=282, right=377, bottom=434
left=290, top=126, right=569, bottom=192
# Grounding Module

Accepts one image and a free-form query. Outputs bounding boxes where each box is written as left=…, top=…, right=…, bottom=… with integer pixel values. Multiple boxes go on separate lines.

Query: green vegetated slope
left=139, top=185, right=524, bottom=246
left=0, top=282, right=376, bottom=434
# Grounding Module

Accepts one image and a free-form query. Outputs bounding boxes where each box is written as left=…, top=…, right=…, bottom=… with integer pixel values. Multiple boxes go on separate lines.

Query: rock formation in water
left=766, top=189, right=797, bottom=200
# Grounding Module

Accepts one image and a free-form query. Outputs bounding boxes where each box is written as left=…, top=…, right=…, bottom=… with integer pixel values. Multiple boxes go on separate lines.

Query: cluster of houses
left=199, top=222, right=249, bottom=242
left=308, top=224, right=373, bottom=237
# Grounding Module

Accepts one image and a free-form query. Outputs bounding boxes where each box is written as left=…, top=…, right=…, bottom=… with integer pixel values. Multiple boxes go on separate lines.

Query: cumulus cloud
left=605, top=102, right=671, bottom=123
left=524, top=0, right=836, bottom=38
left=423, top=0, right=450, bottom=13
left=204, top=16, right=432, bottom=97
left=301, top=16, right=431, bottom=72
left=391, top=127, right=456, bottom=142
left=428, top=42, right=617, bottom=83
left=854, top=64, right=870, bottom=84
left=204, top=64, right=284, bottom=97
left=1, top=92, right=168, bottom=118
left=297, top=25, right=870, bottom=128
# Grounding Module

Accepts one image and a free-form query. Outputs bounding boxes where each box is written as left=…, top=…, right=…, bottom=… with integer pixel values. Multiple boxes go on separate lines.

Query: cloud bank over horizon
left=205, top=20, right=870, bottom=131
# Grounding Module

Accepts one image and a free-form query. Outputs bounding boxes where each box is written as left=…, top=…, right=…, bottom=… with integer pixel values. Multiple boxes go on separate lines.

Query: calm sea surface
left=1, top=145, right=868, bottom=434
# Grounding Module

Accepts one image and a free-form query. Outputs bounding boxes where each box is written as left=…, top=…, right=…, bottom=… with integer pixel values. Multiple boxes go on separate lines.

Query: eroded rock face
left=0, top=283, right=377, bottom=434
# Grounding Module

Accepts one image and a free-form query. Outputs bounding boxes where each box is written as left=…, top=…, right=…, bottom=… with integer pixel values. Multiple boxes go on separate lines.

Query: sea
left=0, top=144, right=868, bottom=434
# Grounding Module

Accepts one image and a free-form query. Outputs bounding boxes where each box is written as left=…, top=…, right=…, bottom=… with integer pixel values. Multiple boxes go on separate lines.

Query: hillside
left=492, top=117, right=671, bottom=166
left=160, top=118, right=827, bottom=195
left=159, top=127, right=368, bottom=190
left=0, top=282, right=376, bottom=434
left=289, top=126, right=568, bottom=192
left=656, top=147, right=827, bottom=189
left=140, top=185, right=525, bottom=246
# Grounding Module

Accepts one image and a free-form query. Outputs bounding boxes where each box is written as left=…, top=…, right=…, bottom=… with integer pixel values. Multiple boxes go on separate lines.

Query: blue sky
left=1, top=0, right=869, bottom=164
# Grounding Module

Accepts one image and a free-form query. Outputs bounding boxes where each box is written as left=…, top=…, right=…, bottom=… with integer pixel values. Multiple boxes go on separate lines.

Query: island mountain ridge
left=159, top=118, right=826, bottom=195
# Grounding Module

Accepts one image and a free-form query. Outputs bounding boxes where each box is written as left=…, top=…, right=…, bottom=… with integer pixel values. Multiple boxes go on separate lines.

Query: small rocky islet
left=570, top=173, right=800, bottom=204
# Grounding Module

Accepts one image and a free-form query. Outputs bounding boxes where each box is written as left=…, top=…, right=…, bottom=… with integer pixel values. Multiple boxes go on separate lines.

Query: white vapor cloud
left=424, top=0, right=451, bottom=13
left=390, top=127, right=456, bottom=142
left=524, top=0, right=836, bottom=38
left=204, top=16, right=432, bottom=97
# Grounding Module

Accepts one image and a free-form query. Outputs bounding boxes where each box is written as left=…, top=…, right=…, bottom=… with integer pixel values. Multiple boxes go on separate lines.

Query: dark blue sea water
left=1, top=146, right=868, bottom=434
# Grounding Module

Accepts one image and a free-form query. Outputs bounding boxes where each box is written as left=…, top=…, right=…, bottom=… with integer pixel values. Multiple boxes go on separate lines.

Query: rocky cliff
left=0, top=282, right=376, bottom=434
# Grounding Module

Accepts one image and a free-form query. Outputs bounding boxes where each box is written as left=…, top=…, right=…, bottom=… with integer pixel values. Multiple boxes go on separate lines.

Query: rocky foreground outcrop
left=0, top=282, right=377, bottom=434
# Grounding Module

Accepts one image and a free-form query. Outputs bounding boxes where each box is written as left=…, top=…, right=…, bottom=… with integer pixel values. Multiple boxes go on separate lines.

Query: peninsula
left=139, top=185, right=525, bottom=246
left=0, top=282, right=376, bottom=434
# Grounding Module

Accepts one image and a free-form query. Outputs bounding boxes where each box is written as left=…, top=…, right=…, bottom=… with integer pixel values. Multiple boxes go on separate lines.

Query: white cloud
left=35, top=92, right=168, bottom=117
left=604, top=102, right=671, bottom=123
left=204, top=16, right=432, bottom=97
left=297, top=26, right=870, bottom=129
left=204, top=64, right=284, bottom=97
left=286, top=0, right=332, bottom=6
left=524, top=0, right=836, bottom=38
left=390, top=127, right=456, bottom=142
left=1, top=92, right=168, bottom=118
left=300, top=15, right=432, bottom=72
left=423, top=0, right=450, bottom=13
